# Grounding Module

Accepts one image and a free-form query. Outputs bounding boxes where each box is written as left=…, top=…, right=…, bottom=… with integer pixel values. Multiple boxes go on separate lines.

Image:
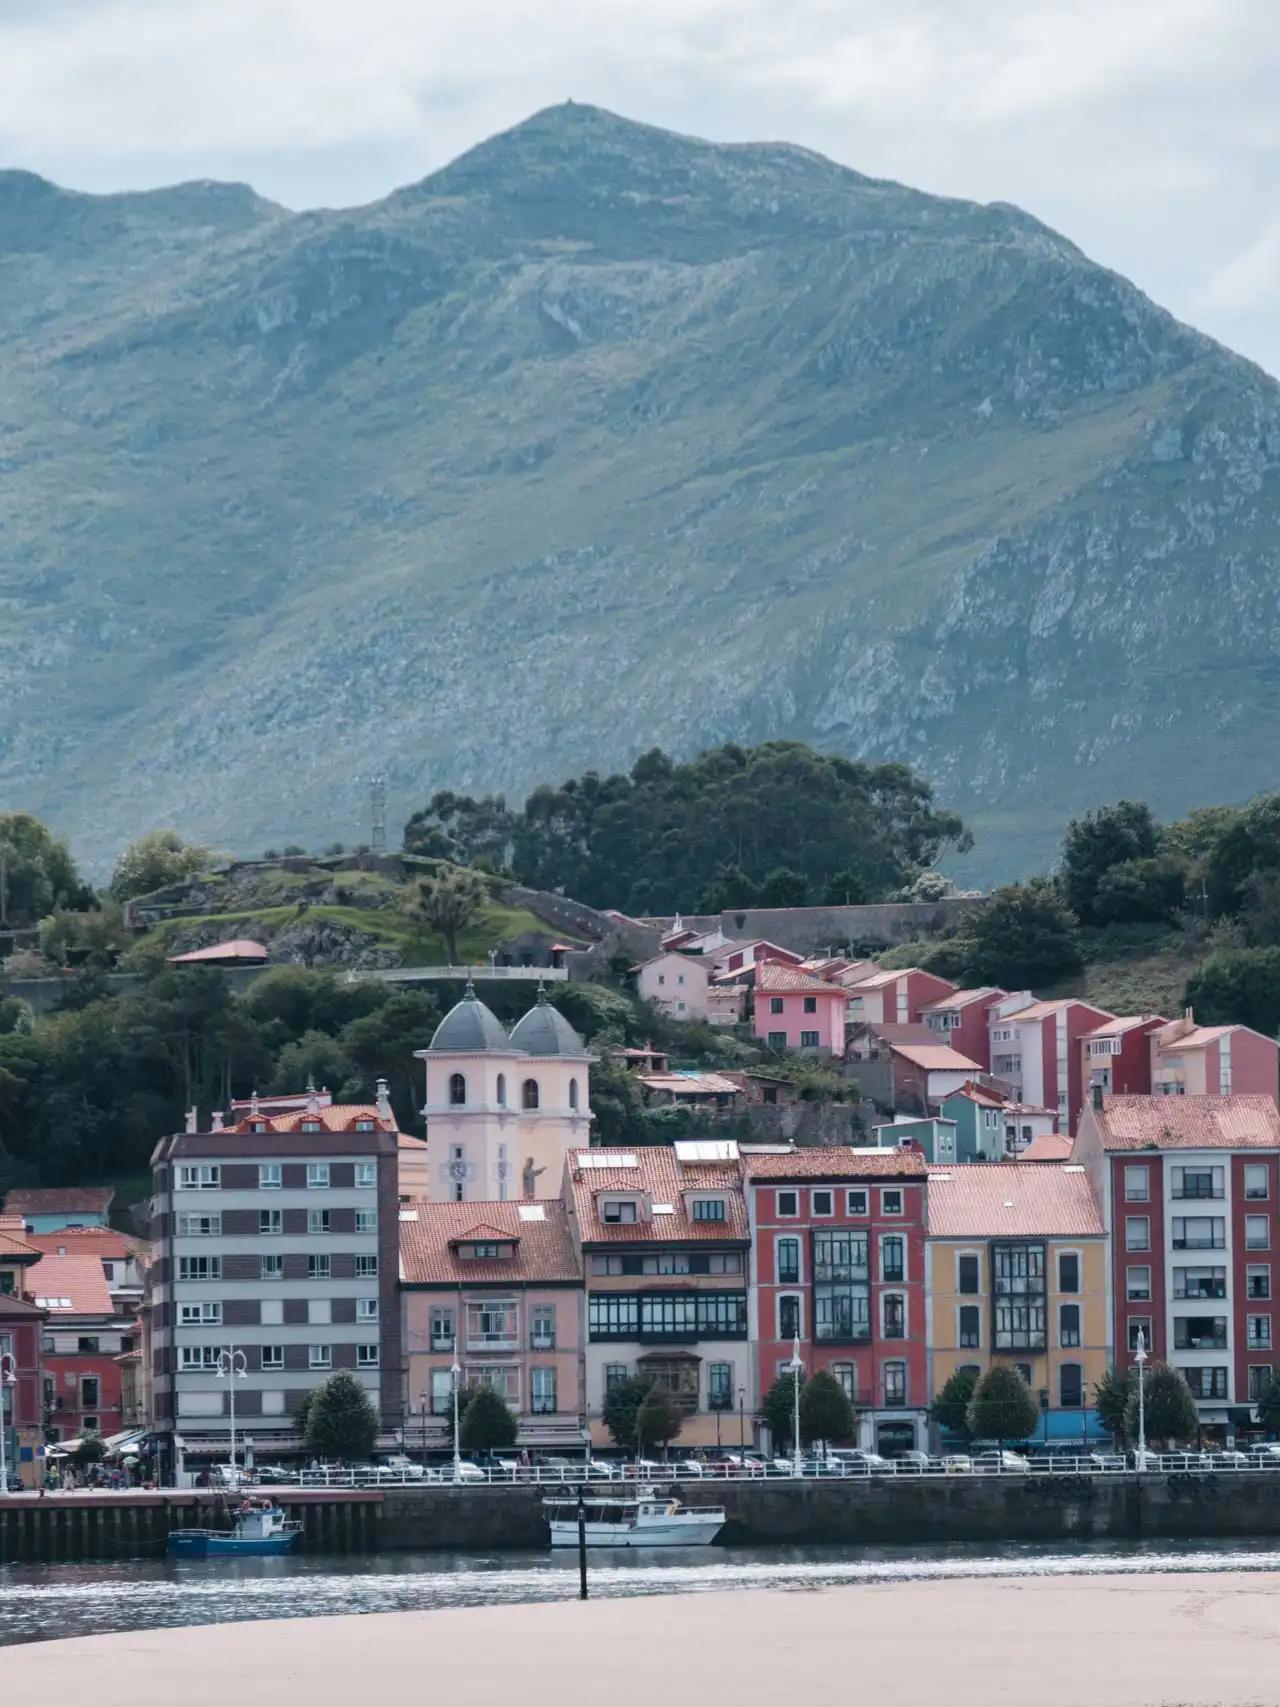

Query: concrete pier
left=4, top=1575, right=1278, bottom=1706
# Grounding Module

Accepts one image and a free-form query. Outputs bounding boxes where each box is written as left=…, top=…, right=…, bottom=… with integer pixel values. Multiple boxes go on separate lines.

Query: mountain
left=3, top=103, right=1279, bottom=882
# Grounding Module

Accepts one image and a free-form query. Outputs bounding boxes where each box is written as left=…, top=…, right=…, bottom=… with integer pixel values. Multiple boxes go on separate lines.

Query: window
left=1171, top=1165, right=1224, bottom=1200
left=1173, top=1266, right=1227, bottom=1299
left=604, top=1363, right=629, bottom=1393
left=881, top=1235, right=904, bottom=1283
left=530, top=1367, right=557, bottom=1414
left=467, top=1299, right=519, bottom=1347
left=1184, top=1367, right=1228, bottom=1400
left=356, top=1209, right=377, bottom=1234
left=308, top=1209, right=331, bottom=1235
left=1248, top=1216, right=1271, bottom=1250
left=569, top=1079, right=580, bottom=1111
left=449, top=1073, right=467, bottom=1105
left=357, top=1298, right=379, bottom=1322
left=846, top=1190, right=867, bottom=1216
left=777, top=1191, right=798, bottom=1217
left=430, top=1308, right=455, bottom=1351
left=309, top=1345, right=331, bottom=1370
left=430, top=1369, right=454, bottom=1414
left=959, top=1305, right=981, bottom=1348
left=881, top=1190, right=903, bottom=1217
left=79, top=1377, right=100, bottom=1409
left=308, top=1254, right=331, bottom=1280
left=1125, top=1217, right=1150, bottom=1252
left=803, top=996, right=817, bottom=1014
left=1249, top=1316, right=1272, bottom=1349
left=768, top=1031, right=787, bottom=1050
left=1059, top=1363, right=1084, bottom=1409
left=177, top=1213, right=221, bottom=1237
left=75, top=1335, right=99, bottom=1354
left=1126, top=1266, right=1152, bottom=1302
left=708, top=1362, right=733, bottom=1410
left=1245, top=1164, right=1270, bottom=1200
left=356, top=1254, right=378, bottom=1279
left=832, top=1362, right=856, bottom=1401
left=1127, top=1318, right=1152, bottom=1352
left=1248, top=1265, right=1272, bottom=1301
left=587, top=1292, right=747, bottom=1340
left=779, top=1295, right=801, bottom=1340
left=957, top=1254, right=980, bottom=1295
left=178, top=1165, right=220, bottom=1190
left=496, top=1073, right=507, bottom=1106
left=355, top=1119, right=375, bottom=1132
left=261, top=1254, right=283, bottom=1280
left=179, top=1302, right=221, bottom=1326
left=1058, top=1253, right=1080, bottom=1294
left=1123, top=1166, right=1149, bottom=1202
left=602, top=1199, right=637, bottom=1225
left=522, top=1079, right=540, bottom=1110
left=179, top=1256, right=221, bottom=1282
left=769, top=997, right=784, bottom=1015
left=1250, top=1365, right=1273, bottom=1402
left=692, top=1198, right=726, bottom=1222
left=777, top=1237, right=800, bottom=1284
left=1059, top=1304, right=1081, bottom=1348
left=1015, top=1362, right=1034, bottom=1387
left=355, top=1162, right=376, bottom=1188
left=253, top=1345, right=282, bottom=1373
left=178, top=1346, right=220, bottom=1371
left=992, top=1242, right=1047, bottom=1352
left=309, top=1298, right=331, bottom=1325
left=883, top=1362, right=907, bottom=1407
left=800, top=1031, right=820, bottom=1049
left=357, top=1345, right=378, bottom=1368
left=639, top=1359, right=699, bottom=1414
left=813, top=1233, right=869, bottom=1343
left=261, top=1299, right=283, bottom=1325
left=258, top=1163, right=282, bottom=1190
left=883, top=1294, right=906, bottom=1339
left=306, top=1163, right=330, bottom=1190
left=530, top=1305, right=555, bottom=1349
left=259, top=1209, right=282, bottom=1236
left=301, top=1120, right=321, bottom=1133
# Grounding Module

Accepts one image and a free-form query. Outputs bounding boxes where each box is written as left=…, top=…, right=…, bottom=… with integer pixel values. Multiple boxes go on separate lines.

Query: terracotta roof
left=1158, top=1024, right=1237, bottom=1050
left=845, top=967, right=913, bottom=990
left=566, top=1148, right=749, bottom=1244
left=1006, top=998, right=1113, bottom=1023
left=864, top=1022, right=937, bottom=1046
left=0, top=1229, right=41, bottom=1261
left=887, top=1041, right=984, bottom=1072
left=756, top=962, right=845, bottom=997
left=640, top=1072, right=742, bottom=1096
left=1017, top=1134, right=1075, bottom=1163
left=5, top=1187, right=114, bottom=1216
left=227, top=1104, right=396, bottom=1135
left=167, top=938, right=270, bottom=964
left=921, top=987, right=1005, bottom=1014
left=928, top=1163, right=1103, bottom=1238
left=746, top=1147, right=928, bottom=1182
left=943, top=1081, right=1008, bottom=1109
left=24, top=1228, right=149, bottom=1261
left=399, top=1199, right=579, bottom=1285
left=397, top=1132, right=428, bottom=1151
left=1092, top=1094, right=1280, bottom=1151
left=1082, top=1014, right=1165, bottom=1039
left=25, top=1253, right=115, bottom=1316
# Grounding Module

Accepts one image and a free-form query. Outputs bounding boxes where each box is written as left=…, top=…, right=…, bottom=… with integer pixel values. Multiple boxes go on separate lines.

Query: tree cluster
left=758, top=1368, right=855, bottom=1452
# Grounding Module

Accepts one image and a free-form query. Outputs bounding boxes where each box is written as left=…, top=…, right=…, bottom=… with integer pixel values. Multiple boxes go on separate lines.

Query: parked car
left=1084, top=1452, right=1126, bottom=1473
left=833, top=1449, right=894, bottom=1475
left=943, top=1454, right=974, bottom=1474
left=1159, top=1450, right=1213, bottom=1471
left=377, top=1454, right=426, bottom=1481
left=973, top=1450, right=1030, bottom=1473
left=1251, top=1443, right=1280, bottom=1465
left=893, top=1450, right=935, bottom=1474
left=1209, top=1449, right=1251, bottom=1468
left=672, top=1459, right=708, bottom=1478
left=584, top=1458, right=619, bottom=1480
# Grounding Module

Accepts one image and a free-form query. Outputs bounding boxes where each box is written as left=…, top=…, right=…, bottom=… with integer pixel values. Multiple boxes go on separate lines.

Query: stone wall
left=713, top=899, right=984, bottom=954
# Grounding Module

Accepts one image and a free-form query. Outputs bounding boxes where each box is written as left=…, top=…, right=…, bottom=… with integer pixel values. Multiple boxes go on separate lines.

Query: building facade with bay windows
left=566, top=1143, right=750, bottom=1448
left=925, top=1163, right=1109, bottom=1444
left=748, top=1147, right=929, bottom=1456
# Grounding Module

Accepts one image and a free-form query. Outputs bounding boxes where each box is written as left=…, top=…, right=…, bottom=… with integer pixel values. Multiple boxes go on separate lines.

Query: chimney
left=211, top=1111, right=225, bottom=1133
left=184, top=1108, right=198, bottom=1134
left=250, top=1090, right=260, bottom=1116
left=375, top=1077, right=393, bottom=1123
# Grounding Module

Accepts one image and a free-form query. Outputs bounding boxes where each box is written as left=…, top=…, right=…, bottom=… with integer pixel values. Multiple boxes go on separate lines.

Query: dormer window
left=355, top=1118, right=375, bottom=1131
left=692, top=1198, right=727, bottom=1223
left=300, top=1120, right=321, bottom=1133
left=602, top=1199, right=638, bottom=1225
left=459, top=1241, right=515, bottom=1260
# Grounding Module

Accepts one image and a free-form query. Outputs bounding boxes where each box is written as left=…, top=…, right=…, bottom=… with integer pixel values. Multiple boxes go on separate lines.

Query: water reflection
left=4, top=1538, right=1279, bottom=1647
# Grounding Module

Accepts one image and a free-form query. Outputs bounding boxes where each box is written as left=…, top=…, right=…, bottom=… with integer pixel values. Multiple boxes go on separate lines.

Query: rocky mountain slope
left=4, top=103, right=1279, bottom=881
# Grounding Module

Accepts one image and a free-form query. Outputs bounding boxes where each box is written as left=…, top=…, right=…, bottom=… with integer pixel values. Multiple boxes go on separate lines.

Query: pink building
left=988, top=997, right=1114, bottom=1135
left=920, top=988, right=1008, bottom=1071
left=845, top=967, right=957, bottom=1028
left=1151, top=1012, right=1280, bottom=1101
left=716, top=940, right=805, bottom=976
left=1080, top=1014, right=1166, bottom=1099
left=754, top=962, right=847, bottom=1056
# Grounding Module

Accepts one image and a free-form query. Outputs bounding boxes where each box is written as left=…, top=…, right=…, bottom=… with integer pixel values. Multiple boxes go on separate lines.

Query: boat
left=544, top=1486, right=725, bottom=1548
left=167, top=1497, right=304, bottom=1557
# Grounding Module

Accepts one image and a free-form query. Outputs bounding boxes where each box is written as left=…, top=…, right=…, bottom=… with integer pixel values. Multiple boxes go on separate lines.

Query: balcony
left=429, top=1335, right=456, bottom=1354
left=467, top=1334, right=519, bottom=1351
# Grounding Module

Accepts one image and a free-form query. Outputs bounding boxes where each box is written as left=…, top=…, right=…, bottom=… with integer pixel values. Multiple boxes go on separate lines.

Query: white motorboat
left=545, top=1486, right=725, bottom=1548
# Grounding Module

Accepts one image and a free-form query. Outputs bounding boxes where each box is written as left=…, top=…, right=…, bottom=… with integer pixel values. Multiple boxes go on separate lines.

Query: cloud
left=0, top=0, right=1278, bottom=372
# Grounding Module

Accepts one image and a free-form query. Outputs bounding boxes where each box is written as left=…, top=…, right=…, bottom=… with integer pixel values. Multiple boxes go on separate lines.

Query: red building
left=0, top=1216, right=47, bottom=1486
left=28, top=1252, right=131, bottom=1444
left=920, top=987, right=1008, bottom=1071
left=1080, top=1014, right=1166, bottom=1099
left=1076, top=1093, right=1280, bottom=1434
left=989, top=996, right=1114, bottom=1134
left=747, top=1148, right=929, bottom=1455
left=846, top=967, right=957, bottom=1028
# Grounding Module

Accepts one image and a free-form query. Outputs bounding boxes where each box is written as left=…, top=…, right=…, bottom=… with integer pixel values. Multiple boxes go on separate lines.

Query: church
left=413, top=984, right=593, bottom=1201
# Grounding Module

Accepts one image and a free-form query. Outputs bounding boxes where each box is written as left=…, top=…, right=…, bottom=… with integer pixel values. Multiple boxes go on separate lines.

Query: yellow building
left=926, top=1163, right=1110, bottom=1444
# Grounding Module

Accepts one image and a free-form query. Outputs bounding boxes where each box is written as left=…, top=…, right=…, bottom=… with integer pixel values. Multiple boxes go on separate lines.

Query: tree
left=1092, top=1367, right=1134, bottom=1447
left=0, top=813, right=89, bottom=924
left=698, top=864, right=757, bottom=911
left=799, top=1369, right=854, bottom=1448
left=73, top=1431, right=106, bottom=1469
left=602, top=1376, right=653, bottom=1450
left=635, top=1385, right=682, bottom=1455
left=409, top=867, right=489, bottom=963
left=1060, top=800, right=1160, bottom=923
left=1206, top=792, right=1280, bottom=918
left=965, top=1365, right=1039, bottom=1444
left=1091, top=856, right=1187, bottom=925
left=38, top=903, right=129, bottom=969
left=929, top=1368, right=979, bottom=1444
left=757, top=867, right=812, bottom=908
left=459, top=1383, right=519, bottom=1452
left=1184, top=946, right=1280, bottom=1035
left=759, top=1371, right=803, bottom=1453
left=108, top=830, right=217, bottom=903
left=955, top=881, right=1083, bottom=989
left=824, top=868, right=872, bottom=906
left=1127, top=1361, right=1198, bottom=1447
left=403, top=791, right=514, bottom=868
left=304, top=1371, right=380, bottom=1461
left=293, top=1390, right=316, bottom=1439
left=1256, top=1372, right=1280, bottom=1434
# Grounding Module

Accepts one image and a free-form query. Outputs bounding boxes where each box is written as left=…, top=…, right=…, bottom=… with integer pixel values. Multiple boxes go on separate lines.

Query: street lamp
left=214, top=1347, right=248, bottom=1482
left=0, top=1352, right=16, bottom=1497
left=737, top=1386, right=747, bottom=1462
left=785, top=1336, right=804, bottom=1478
left=420, top=1388, right=430, bottom=1464
left=451, top=1361, right=463, bottom=1481
left=1134, top=1327, right=1149, bottom=1470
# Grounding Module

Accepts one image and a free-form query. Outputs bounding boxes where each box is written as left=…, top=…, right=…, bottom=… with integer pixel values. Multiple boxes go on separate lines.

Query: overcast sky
left=3, top=0, right=1278, bottom=374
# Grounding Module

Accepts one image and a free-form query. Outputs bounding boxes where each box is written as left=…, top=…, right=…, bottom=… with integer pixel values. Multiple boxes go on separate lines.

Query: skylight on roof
left=673, top=1139, right=739, bottom=1163
left=580, top=1152, right=638, bottom=1168
left=652, top=1204, right=675, bottom=1214
left=1063, top=1164, right=1085, bottom=1173
left=399, top=1210, right=419, bottom=1222
left=518, top=1205, right=546, bottom=1221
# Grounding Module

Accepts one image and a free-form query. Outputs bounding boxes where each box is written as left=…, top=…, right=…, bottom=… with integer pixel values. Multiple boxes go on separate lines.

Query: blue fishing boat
left=168, top=1497, right=303, bottom=1557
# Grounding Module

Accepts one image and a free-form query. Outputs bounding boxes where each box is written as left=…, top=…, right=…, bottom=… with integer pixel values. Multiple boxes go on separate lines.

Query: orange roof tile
left=1007, top=998, right=1113, bottom=1023
left=400, top=1199, right=579, bottom=1285
left=26, top=1253, right=115, bottom=1316
left=228, top=1104, right=396, bottom=1135
left=928, top=1163, right=1103, bottom=1238
left=5, top=1186, right=114, bottom=1216
left=746, top=1147, right=927, bottom=1182
left=1092, top=1094, right=1280, bottom=1152
left=167, top=938, right=269, bottom=964
left=921, top=987, right=1005, bottom=1013
left=1082, top=1014, right=1166, bottom=1039
left=24, top=1227, right=149, bottom=1262
left=756, top=962, right=846, bottom=997
left=566, top=1148, right=749, bottom=1243
left=887, top=1041, right=984, bottom=1072
left=0, top=1230, right=41, bottom=1261
left=1016, top=1134, right=1075, bottom=1163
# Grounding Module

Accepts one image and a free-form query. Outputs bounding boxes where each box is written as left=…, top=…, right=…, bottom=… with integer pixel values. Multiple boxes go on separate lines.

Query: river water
left=4, top=1537, right=1280, bottom=1646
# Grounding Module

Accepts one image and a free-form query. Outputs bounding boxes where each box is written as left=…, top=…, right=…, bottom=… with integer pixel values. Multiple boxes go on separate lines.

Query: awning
left=103, top=1428, right=148, bottom=1453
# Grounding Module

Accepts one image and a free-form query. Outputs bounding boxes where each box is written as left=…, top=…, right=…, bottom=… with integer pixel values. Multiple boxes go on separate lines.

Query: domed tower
left=507, top=989, right=594, bottom=1198
left=414, top=984, right=523, bottom=1202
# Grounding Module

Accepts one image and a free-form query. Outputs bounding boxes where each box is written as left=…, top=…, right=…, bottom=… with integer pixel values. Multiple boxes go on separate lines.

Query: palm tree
left=409, top=867, right=488, bottom=964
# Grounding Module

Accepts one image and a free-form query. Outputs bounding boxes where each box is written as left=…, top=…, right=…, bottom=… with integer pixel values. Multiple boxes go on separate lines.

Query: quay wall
left=9, top=1474, right=1280, bottom=1561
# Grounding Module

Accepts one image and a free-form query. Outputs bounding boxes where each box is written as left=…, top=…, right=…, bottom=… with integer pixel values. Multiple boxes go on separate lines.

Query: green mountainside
left=4, top=103, right=1280, bottom=880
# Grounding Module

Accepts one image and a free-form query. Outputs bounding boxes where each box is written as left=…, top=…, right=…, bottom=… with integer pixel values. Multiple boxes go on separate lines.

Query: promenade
left=5, top=1573, right=1277, bottom=1705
